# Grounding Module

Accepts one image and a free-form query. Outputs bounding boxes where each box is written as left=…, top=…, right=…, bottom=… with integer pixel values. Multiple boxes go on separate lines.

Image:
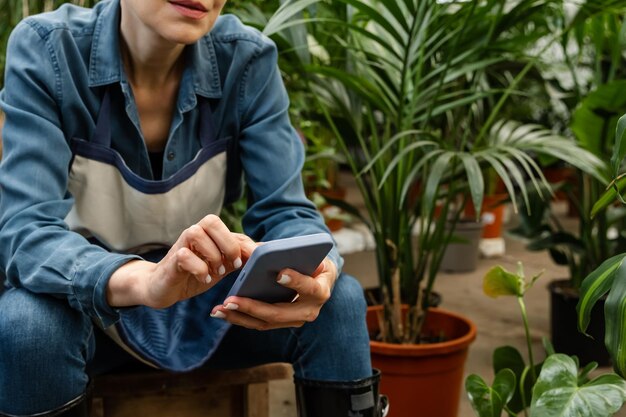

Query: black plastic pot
left=549, top=279, right=611, bottom=366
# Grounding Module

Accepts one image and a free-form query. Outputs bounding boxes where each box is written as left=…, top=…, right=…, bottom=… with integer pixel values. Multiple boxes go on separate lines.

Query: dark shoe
left=295, top=368, right=389, bottom=417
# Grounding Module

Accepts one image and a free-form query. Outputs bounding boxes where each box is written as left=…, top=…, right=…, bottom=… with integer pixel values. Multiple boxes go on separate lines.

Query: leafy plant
left=509, top=3, right=626, bottom=290
left=467, top=264, right=626, bottom=417
left=297, top=0, right=606, bottom=344
left=577, top=113, right=626, bottom=378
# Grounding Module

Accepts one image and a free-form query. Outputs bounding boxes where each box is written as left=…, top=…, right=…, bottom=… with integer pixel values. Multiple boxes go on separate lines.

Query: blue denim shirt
left=0, top=0, right=342, bottom=328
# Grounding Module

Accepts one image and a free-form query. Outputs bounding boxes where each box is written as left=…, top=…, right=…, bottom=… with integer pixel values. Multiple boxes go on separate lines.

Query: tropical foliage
left=507, top=1, right=626, bottom=289
left=467, top=264, right=626, bottom=417
left=577, top=113, right=626, bottom=378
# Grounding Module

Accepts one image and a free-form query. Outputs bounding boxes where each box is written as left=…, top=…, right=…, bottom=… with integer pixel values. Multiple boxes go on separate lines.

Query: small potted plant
left=466, top=263, right=626, bottom=417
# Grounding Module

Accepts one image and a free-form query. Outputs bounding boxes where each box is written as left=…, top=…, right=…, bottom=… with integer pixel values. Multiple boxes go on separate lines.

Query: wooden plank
left=100, top=385, right=243, bottom=417
left=245, top=382, right=269, bottom=417
left=93, top=363, right=292, bottom=398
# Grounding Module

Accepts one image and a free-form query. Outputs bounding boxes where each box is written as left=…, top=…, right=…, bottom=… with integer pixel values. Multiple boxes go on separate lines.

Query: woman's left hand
left=210, top=258, right=338, bottom=329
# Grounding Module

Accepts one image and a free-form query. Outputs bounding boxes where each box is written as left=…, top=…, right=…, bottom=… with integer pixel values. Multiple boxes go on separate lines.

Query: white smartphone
left=225, top=233, right=334, bottom=303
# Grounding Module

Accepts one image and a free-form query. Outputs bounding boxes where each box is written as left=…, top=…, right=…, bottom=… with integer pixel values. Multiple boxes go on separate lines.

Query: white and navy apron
left=66, top=89, right=242, bottom=371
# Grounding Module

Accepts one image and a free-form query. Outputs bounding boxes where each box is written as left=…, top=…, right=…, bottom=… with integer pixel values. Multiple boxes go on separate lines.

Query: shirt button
left=167, top=151, right=176, bottom=161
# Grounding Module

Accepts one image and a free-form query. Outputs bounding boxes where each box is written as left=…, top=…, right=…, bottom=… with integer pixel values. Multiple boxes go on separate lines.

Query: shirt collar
left=88, top=0, right=222, bottom=101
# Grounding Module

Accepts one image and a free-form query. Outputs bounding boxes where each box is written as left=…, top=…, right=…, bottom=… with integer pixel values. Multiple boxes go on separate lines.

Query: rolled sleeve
left=0, top=21, right=135, bottom=326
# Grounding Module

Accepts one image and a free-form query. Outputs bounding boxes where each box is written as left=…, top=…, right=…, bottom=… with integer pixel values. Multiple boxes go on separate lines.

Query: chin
left=160, top=25, right=212, bottom=45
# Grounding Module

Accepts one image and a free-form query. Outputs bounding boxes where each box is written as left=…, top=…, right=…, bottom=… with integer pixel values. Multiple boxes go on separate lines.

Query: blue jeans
left=0, top=275, right=371, bottom=415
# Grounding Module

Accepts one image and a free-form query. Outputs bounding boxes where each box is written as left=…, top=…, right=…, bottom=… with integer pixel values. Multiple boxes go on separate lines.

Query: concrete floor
left=267, top=204, right=626, bottom=416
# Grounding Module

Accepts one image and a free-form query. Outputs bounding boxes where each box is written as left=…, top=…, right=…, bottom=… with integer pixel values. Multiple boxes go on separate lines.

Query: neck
left=119, top=5, right=185, bottom=88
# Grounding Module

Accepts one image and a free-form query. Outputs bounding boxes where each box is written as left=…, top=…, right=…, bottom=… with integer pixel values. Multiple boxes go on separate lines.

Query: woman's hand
left=107, top=214, right=258, bottom=309
left=209, top=257, right=338, bottom=329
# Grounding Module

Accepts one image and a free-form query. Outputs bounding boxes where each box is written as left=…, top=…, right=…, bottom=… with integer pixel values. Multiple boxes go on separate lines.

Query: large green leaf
left=604, top=258, right=626, bottom=377
left=466, top=370, right=516, bottom=417
left=571, top=80, right=626, bottom=159
left=530, top=354, right=626, bottom=417
left=577, top=254, right=626, bottom=334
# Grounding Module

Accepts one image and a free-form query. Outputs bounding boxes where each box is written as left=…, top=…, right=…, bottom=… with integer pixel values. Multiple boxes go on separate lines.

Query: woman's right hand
left=106, top=214, right=258, bottom=309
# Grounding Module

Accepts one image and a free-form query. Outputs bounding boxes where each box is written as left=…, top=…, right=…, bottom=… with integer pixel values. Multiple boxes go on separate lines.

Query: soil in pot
left=549, top=279, right=611, bottom=366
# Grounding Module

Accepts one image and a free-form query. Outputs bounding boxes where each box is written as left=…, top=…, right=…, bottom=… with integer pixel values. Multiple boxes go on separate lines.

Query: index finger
left=197, top=214, right=241, bottom=266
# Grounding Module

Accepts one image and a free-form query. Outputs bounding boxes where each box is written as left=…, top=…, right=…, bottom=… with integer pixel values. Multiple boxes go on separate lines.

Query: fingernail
left=211, top=311, right=226, bottom=319
left=224, top=303, right=239, bottom=310
left=234, top=257, right=242, bottom=269
left=278, top=274, right=291, bottom=285
left=205, top=275, right=213, bottom=284
left=218, top=264, right=226, bottom=276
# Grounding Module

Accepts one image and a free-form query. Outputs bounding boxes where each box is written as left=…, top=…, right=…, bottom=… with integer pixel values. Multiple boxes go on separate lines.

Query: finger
left=277, top=269, right=331, bottom=303
left=197, top=215, right=242, bottom=268
left=174, top=247, right=212, bottom=284
left=210, top=306, right=305, bottom=330
left=181, top=225, right=224, bottom=275
left=233, top=233, right=260, bottom=262
left=219, top=296, right=321, bottom=325
left=311, top=260, right=325, bottom=277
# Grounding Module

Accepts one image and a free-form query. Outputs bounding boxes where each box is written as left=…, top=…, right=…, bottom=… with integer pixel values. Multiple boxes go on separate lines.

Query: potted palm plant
left=293, top=1, right=607, bottom=416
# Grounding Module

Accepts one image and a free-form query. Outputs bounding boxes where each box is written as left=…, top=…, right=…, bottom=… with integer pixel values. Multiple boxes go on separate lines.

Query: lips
left=168, top=0, right=209, bottom=19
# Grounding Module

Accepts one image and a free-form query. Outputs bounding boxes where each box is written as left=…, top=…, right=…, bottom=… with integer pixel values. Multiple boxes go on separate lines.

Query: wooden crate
left=91, top=363, right=293, bottom=417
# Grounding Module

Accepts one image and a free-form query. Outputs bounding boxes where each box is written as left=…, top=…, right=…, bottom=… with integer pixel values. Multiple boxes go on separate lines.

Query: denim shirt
left=0, top=0, right=342, bottom=328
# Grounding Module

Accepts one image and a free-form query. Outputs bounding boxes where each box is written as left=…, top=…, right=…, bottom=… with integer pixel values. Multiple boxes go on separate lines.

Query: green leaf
left=591, top=175, right=626, bottom=218
left=577, top=254, right=626, bottom=334
left=604, top=258, right=626, bottom=377
left=571, top=81, right=626, bottom=159
left=493, top=346, right=529, bottom=413
left=263, top=0, right=321, bottom=37
left=466, top=370, right=516, bottom=417
left=530, top=354, right=626, bottom=417
left=611, top=114, right=626, bottom=175
left=459, top=153, right=485, bottom=220
left=483, top=266, right=524, bottom=298
left=423, top=152, right=454, bottom=215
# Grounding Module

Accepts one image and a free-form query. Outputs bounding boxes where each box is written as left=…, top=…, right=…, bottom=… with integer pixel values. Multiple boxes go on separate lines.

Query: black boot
left=295, top=369, right=389, bottom=417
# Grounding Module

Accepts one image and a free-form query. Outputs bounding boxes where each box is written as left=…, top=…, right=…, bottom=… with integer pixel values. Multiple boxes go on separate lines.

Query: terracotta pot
left=367, top=306, right=477, bottom=417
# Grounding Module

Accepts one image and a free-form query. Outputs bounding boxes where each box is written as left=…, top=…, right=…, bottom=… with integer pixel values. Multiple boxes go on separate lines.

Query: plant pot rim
left=367, top=306, right=477, bottom=357
left=547, top=278, right=579, bottom=298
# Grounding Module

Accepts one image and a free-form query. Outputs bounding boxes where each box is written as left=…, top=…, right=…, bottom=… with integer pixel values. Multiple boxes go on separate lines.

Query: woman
left=0, top=1, right=387, bottom=416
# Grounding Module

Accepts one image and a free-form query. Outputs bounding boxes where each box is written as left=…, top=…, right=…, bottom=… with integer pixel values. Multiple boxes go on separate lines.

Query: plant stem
left=518, top=295, right=537, bottom=382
